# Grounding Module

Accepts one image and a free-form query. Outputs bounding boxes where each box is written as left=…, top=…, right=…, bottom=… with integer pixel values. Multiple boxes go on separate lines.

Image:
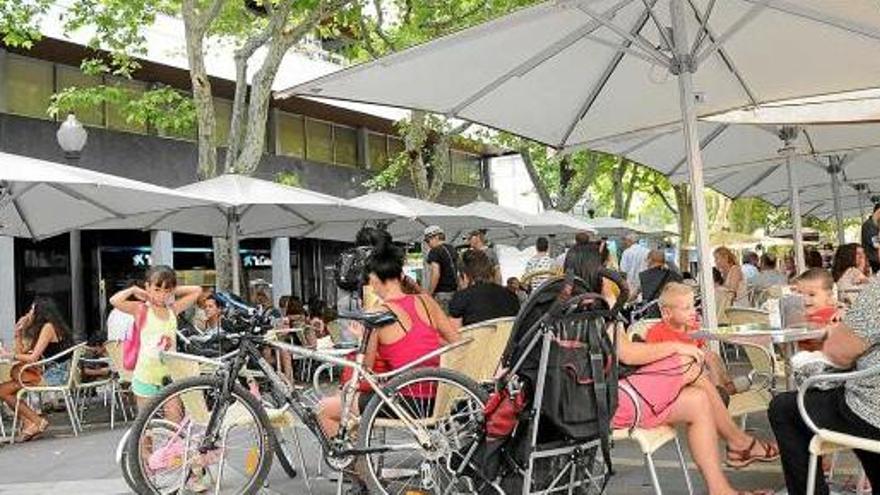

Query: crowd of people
left=2, top=211, right=880, bottom=495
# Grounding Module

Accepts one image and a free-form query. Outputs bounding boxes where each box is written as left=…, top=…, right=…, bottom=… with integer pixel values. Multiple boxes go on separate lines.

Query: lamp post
left=56, top=113, right=88, bottom=342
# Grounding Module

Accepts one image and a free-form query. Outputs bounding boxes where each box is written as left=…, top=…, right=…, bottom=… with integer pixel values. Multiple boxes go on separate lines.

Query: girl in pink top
left=318, top=242, right=459, bottom=439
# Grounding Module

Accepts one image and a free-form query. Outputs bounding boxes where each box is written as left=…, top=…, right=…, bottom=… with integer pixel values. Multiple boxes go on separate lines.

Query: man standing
left=424, top=225, right=459, bottom=311
left=524, top=236, right=555, bottom=291
left=619, top=233, right=650, bottom=294
left=861, top=204, right=880, bottom=273
left=467, top=230, right=501, bottom=284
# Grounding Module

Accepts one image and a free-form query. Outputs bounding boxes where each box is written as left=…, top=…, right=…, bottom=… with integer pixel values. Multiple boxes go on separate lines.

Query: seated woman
left=832, top=243, right=872, bottom=305
left=769, top=278, right=880, bottom=495
left=0, top=297, right=74, bottom=441
left=563, top=243, right=775, bottom=495
left=318, top=242, right=459, bottom=438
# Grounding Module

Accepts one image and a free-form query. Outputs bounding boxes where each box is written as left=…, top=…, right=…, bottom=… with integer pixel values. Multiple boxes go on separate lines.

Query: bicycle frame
left=182, top=327, right=472, bottom=464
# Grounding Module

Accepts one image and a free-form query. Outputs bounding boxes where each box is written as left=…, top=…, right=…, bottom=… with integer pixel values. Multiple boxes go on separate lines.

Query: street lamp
left=56, top=114, right=88, bottom=160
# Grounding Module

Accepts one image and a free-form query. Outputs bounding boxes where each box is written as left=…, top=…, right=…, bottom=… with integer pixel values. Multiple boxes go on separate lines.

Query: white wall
left=488, top=155, right=544, bottom=215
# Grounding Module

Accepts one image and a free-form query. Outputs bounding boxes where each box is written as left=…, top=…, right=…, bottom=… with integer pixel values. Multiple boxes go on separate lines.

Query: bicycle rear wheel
left=358, top=367, right=490, bottom=495
left=126, top=376, right=274, bottom=495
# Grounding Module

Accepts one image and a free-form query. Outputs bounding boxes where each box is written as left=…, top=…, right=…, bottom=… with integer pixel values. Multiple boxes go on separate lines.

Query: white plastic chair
left=798, top=364, right=880, bottom=495
left=11, top=343, right=86, bottom=442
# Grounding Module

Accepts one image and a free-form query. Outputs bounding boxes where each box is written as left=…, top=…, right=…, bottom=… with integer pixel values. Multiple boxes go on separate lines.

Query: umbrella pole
left=829, top=156, right=846, bottom=245
left=671, top=0, right=717, bottom=329
left=787, top=160, right=806, bottom=274
left=230, top=212, right=242, bottom=296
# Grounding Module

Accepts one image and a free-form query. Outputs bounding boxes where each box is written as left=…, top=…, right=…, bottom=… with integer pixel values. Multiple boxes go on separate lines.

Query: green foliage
left=0, top=0, right=51, bottom=48
left=364, top=148, right=408, bottom=191
left=275, top=170, right=302, bottom=187
left=49, top=84, right=196, bottom=135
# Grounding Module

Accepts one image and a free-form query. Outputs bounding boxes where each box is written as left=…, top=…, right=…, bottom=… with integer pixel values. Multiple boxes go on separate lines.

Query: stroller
left=463, top=271, right=628, bottom=495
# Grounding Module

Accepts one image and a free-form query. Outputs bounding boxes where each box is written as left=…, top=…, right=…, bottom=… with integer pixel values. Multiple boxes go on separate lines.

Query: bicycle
left=123, top=292, right=489, bottom=495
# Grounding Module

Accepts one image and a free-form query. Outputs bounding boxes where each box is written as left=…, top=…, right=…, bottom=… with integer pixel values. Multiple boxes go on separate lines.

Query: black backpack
left=334, top=245, right=374, bottom=293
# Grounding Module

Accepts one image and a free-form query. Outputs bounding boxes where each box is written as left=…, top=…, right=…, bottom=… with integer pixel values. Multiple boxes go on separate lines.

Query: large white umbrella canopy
left=0, top=152, right=210, bottom=240
left=297, top=191, right=516, bottom=243
left=90, top=174, right=400, bottom=293
left=281, top=0, right=880, bottom=327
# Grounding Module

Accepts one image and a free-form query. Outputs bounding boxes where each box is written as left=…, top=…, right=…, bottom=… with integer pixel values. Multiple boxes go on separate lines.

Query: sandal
left=726, top=437, right=780, bottom=469
left=16, top=418, right=49, bottom=442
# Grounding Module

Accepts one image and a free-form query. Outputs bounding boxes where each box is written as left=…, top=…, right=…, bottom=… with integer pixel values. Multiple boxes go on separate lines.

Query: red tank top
left=378, top=295, right=442, bottom=397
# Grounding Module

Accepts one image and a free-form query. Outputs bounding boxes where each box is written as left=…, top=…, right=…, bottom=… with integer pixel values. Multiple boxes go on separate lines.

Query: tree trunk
left=212, top=237, right=233, bottom=292
left=674, top=184, right=694, bottom=272
left=556, top=151, right=600, bottom=212
left=519, top=146, right=554, bottom=210
left=181, top=0, right=219, bottom=180
left=612, top=157, right=627, bottom=218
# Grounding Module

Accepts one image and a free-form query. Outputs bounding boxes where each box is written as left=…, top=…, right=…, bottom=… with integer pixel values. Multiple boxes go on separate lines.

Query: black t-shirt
left=426, top=244, right=459, bottom=293
left=448, top=282, right=520, bottom=327
left=639, top=267, right=683, bottom=303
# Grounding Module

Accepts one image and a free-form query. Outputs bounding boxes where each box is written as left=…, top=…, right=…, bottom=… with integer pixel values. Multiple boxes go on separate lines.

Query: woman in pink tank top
left=318, top=242, right=459, bottom=442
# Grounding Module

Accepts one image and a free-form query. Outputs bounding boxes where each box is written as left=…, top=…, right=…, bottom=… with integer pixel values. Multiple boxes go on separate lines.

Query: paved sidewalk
left=0, top=419, right=794, bottom=495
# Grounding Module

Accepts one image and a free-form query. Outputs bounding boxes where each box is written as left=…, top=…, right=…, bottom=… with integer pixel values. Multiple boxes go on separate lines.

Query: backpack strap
left=416, top=295, right=434, bottom=328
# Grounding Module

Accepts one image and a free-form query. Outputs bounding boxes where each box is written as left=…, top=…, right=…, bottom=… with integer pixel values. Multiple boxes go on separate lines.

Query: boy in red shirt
left=645, top=282, right=740, bottom=396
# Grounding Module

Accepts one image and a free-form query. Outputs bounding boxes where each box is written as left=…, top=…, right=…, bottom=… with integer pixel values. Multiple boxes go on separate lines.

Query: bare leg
left=0, top=380, right=43, bottom=427
left=665, top=386, right=738, bottom=495
left=705, top=351, right=732, bottom=387
left=318, top=395, right=343, bottom=438
left=691, top=374, right=755, bottom=450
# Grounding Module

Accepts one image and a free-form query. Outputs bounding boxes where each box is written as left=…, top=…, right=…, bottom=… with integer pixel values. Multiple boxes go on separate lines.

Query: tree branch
left=653, top=183, right=677, bottom=214
left=371, top=0, right=396, bottom=52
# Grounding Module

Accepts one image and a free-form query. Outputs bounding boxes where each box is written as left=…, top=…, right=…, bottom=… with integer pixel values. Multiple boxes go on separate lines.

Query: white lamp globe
left=56, top=114, right=88, bottom=157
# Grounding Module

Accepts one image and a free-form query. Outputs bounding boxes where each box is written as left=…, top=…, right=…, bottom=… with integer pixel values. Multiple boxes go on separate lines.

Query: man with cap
left=424, top=225, right=459, bottom=311
left=468, top=229, right=501, bottom=284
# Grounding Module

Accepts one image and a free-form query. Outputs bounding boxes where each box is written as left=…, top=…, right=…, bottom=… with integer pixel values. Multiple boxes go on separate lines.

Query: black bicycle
left=123, top=293, right=488, bottom=494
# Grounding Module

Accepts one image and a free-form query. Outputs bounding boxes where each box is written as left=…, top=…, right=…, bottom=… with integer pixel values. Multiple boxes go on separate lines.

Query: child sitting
left=793, top=268, right=840, bottom=351
left=645, top=283, right=748, bottom=403
left=790, top=268, right=845, bottom=385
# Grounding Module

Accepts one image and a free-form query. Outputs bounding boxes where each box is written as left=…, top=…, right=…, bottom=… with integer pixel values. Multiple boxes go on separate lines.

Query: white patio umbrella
left=588, top=216, right=651, bottom=238
left=456, top=201, right=595, bottom=247
left=0, top=151, right=210, bottom=240
left=292, top=191, right=517, bottom=243
left=280, top=0, right=880, bottom=327
left=589, top=122, right=880, bottom=264
left=89, top=174, right=401, bottom=293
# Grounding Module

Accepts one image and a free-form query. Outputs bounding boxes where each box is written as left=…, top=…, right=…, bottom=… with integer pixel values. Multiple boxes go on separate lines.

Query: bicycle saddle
left=338, top=310, right=398, bottom=328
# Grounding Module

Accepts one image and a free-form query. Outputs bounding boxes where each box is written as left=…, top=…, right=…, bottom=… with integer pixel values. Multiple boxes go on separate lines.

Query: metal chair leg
left=10, top=395, right=21, bottom=444
left=806, top=453, right=820, bottom=495
left=645, top=453, right=663, bottom=495
left=63, top=391, right=80, bottom=436
left=110, top=381, right=116, bottom=430
left=673, top=436, right=694, bottom=495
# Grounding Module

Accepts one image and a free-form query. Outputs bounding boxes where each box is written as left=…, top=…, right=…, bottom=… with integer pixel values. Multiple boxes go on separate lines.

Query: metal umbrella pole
left=855, top=184, right=867, bottom=219
left=671, top=0, right=717, bottom=329
left=829, top=156, right=847, bottom=245
left=228, top=209, right=242, bottom=295
left=780, top=126, right=806, bottom=273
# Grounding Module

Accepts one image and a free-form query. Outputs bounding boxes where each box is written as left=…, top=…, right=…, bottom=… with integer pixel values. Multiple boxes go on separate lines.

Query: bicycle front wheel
left=358, top=367, right=489, bottom=495
left=126, top=376, right=274, bottom=495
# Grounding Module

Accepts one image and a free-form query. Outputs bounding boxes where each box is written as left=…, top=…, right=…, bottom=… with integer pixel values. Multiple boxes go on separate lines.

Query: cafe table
left=691, top=325, right=827, bottom=390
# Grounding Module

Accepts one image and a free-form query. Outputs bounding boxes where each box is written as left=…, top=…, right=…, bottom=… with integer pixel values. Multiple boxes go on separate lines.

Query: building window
left=367, top=132, right=388, bottom=170
left=5, top=55, right=53, bottom=119
left=55, top=65, right=104, bottom=127
left=305, top=118, right=333, bottom=163
left=334, top=125, right=358, bottom=167
left=214, top=98, right=233, bottom=146
left=106, top=79, right=148, bottom=134
left=277, top=112, right=305, bottom=158
left=450, top=150, right=482, bottom=187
